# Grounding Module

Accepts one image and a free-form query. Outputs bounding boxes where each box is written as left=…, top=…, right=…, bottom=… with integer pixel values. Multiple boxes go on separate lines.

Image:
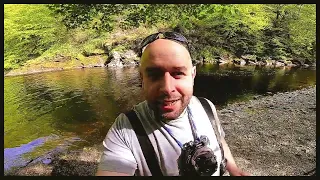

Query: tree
left=4, top=4, right=67, bottom=70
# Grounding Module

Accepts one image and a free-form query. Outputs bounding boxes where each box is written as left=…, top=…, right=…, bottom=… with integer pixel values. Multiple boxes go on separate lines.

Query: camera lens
left=195, top=154, right=216, bottom=176
left=179, top=136, right=218, bottom=176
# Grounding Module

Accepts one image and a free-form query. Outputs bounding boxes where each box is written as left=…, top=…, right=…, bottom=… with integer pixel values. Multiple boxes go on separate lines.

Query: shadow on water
left=194, top=63, right=316, bottom=109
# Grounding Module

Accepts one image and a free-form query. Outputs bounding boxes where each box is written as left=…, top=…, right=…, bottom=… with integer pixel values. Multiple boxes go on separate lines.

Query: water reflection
left=4, top=137, right=46, bottom=172
left=4, top=68, right=144, bottom=150
left=4, top=134, right=83, bottom=174
left=4, top=65, right=316, bottom=173
left=194, top=64, right=316, bottom=108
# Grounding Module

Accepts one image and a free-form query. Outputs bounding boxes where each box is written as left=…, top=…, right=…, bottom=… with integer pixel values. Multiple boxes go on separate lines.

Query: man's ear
left=192, top=66, right=196, bottom=79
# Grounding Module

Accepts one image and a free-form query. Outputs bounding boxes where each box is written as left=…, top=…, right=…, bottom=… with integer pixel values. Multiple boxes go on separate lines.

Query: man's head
left=139, top=32, right=196, bottom=120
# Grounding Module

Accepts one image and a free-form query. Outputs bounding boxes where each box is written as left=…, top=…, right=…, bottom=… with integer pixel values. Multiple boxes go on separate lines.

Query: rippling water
left=4, top=64, right=316, bottom=173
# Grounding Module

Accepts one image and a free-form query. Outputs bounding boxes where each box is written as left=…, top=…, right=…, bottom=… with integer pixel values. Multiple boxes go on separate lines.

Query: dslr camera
left=178, top=135, right=227, bottom=176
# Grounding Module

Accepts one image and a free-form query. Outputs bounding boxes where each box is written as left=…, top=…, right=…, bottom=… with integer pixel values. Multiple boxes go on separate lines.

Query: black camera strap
left=198, top=97, right=227, bottom=175
left=125, top=110, right=164, bottom=176
left=125, top=98, right=225, bottom=176
left=197, top=97, right=222, bottom=144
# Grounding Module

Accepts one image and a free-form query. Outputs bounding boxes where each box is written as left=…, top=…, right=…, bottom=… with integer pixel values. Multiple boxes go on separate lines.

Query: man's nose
left=160, top=72, right=175, bottom=94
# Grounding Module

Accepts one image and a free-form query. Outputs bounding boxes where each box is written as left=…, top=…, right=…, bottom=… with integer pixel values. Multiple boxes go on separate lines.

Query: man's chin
left=161, top=114, right=178, bottom=120
left=148, top=101, right=186, bottom=120
left=160, top=110, right=182, bottom=120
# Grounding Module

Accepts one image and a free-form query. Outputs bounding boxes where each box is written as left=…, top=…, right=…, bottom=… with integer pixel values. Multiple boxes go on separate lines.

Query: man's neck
left=159, top=107, right=188, bottom=123
left=146, top=101, right=188, bottom=122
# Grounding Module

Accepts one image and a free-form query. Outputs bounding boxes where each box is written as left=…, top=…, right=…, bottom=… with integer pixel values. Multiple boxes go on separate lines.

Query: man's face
left=140, top=39, right=196, bottom=120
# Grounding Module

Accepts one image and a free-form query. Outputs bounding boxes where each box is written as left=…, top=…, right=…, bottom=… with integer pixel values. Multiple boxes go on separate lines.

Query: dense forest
left=4, top=4, right=316, bottom=71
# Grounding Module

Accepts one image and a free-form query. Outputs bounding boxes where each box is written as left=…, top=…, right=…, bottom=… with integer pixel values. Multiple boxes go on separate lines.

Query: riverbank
left=8, top=86, right=316, bottom=176
left=219, top=85, right=316, bottom=176
left=4, top=60, right=316, bottom=78
left=4, top=55, right=107, bottom=77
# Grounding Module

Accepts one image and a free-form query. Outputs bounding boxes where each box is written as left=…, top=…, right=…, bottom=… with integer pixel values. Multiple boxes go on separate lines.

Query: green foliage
left=178, top=5, right=270, bottom=59
left=36, top=28, right=108, bottom=61
left=47, top=4, right=129, bottom=31
left=287, top=4, right=316, bottom=61
left=261, top=4, right=316, bottom=61
left=4, top=4, right=67, bottom=70
left=4, top=4, right=317, bottom=71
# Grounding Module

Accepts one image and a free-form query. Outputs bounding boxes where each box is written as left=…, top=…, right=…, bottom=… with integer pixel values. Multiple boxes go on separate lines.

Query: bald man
left=96, top=32, right=250, bottom=176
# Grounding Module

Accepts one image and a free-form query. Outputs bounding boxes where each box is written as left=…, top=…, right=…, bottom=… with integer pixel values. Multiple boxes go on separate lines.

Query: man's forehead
left=142, top=39, right=189, bottom=56
left=140, top=56, right=192, bottom=71
left=145, top=66, right=188, bottom=72
left=141, top=39, right=189, bottom=55
left=139, top=39, right=192, bottom=72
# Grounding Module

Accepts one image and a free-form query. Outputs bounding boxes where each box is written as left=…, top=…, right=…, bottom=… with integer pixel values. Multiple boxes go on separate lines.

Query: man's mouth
left=156, top=99, right=180, bottom=111
left=162, top=99, right=179, bottom=106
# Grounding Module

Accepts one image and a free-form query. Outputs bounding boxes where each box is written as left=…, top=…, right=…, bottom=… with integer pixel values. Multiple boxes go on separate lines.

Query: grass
left=5, top=22, right=170, bottom=76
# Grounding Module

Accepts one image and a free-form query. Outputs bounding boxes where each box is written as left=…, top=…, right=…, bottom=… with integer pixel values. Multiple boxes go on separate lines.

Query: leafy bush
left=4, top=4, right=67, bottom=70
left=4, top=4, right=316, bottom=71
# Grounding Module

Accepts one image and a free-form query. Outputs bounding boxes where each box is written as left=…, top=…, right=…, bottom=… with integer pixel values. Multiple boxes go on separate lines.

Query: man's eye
left=172, top=72, right=185, bottom=78
left=148, top=72, right=162, bottom=79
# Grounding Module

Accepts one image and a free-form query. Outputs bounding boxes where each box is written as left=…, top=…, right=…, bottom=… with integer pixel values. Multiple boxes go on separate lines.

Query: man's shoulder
left=113, top=100, right=149, bottom=128
left=133, top=100, right=148, bottom=112
left=190, top=95, right=214, bottom=105
left=111, top=112, right=131, bottom=131
left=190, top=96, right=217, bottom=111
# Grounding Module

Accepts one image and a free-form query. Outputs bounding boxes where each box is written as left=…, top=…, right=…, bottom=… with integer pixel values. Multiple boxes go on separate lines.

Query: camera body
left=178, top=135, right=219, bottom=176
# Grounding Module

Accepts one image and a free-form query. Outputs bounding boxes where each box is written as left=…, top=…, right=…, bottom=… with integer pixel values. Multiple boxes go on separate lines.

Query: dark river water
left=4, top=64, right=316, bottom=173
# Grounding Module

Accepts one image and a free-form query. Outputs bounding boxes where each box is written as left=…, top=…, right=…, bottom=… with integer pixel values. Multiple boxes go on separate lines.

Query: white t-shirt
left=98, top=96, right=225, bottom=176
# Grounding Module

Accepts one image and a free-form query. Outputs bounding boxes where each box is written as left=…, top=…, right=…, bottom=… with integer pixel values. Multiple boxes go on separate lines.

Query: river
left=4, top=64, right=316, bottom=173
